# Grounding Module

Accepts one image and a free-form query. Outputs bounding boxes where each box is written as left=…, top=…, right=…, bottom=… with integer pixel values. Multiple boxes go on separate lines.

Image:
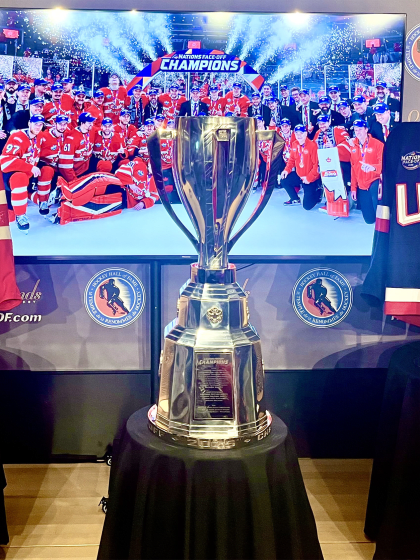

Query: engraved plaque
left=194, top=352, right=234, bottom=420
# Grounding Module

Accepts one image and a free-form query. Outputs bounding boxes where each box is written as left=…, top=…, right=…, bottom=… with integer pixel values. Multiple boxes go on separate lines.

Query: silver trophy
left=147, top=116, right=284, bottom=449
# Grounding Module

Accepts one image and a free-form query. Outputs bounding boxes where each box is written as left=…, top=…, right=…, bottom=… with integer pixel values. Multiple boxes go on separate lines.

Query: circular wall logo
left=292, top=268, right=352, bottom=328
left=405, top=24, right=420, bottom=81
left=84, top=268, right=145, bottom=328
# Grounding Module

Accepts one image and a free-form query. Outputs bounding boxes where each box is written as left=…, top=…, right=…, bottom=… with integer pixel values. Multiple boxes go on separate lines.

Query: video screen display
left=0, top=10, right=405, bottom=257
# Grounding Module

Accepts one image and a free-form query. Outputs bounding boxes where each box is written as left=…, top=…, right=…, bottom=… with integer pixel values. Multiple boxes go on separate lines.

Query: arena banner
left=0, top=263, right=150, bottom=371
left=162, top=263, right=420, bottom=370
left=127, top=49, right=264, bottom=94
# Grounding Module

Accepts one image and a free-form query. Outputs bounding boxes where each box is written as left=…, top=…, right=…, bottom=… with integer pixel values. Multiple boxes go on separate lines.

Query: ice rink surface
left=11, top=189, right=374, bottom=257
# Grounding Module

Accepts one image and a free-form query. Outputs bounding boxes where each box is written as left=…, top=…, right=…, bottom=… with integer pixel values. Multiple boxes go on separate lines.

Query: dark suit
left=247, top=103, right=271, bottom=128
left=369, top=116, right=398, bottom=144
left=6, top=109, right=30, bottom=133
left=350, top=107, right=375, bottom=130
left=0, top=100, right=9, bottom=152
left=178, top=100, right=209, bottom=117
left=368, top=96, right=400, bottom=113
left=297, top=101, right=319, bottom=138
left=280, top=96, right=295, bottom=107
left=143, top=100, right=163, bottom=121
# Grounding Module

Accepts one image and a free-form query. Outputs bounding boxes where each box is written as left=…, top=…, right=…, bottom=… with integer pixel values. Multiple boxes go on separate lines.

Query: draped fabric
left=98, top=407, right=323, bottom=560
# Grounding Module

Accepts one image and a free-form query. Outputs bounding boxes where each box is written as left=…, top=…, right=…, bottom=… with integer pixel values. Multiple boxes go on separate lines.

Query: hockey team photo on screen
left=0, top=10, right=405, bottom=257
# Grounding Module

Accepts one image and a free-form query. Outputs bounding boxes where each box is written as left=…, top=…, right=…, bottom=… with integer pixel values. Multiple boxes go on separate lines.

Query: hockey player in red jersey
left=313, top=114, right=352, bottom=161
left=114, top=110, right=137, bottom=145
left=85, top=90, right=105, bottom=131
left=69, top=89, right=87, bottom=130
left=279, top=124, right=322, bottom=210
left=127, top=118, right=155, bottom=163
left=159, top=119, right=179, bottom=203
left=350, top=119, right=383, bottom=224
left=49, top=112, right=124, bottom=226
left=154, top=113, right=166, bottom=129
left=100, top=73, right=128, bottom=124
left=57, top=111, right=96, bottom=183
left=158, top=83, right=186, bottom=121
left=115, top=157, right=159, bottom=210
left=0, top=114, right=45, bottom=232
left=92, top=117, right=127, bottom=173
left=223, top=82, right=250, bottom=117
left=61, top=77, right=74, bottom=99
left=42, top=82, right=72, bottom=128
left=202, top=85, right=226, bottom=116
left=33, top=114, right=70, bottom=215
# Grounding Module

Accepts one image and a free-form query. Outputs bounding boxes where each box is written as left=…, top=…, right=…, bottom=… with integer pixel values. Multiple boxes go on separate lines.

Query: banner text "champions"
left=160, top=55, right=240, bottom=73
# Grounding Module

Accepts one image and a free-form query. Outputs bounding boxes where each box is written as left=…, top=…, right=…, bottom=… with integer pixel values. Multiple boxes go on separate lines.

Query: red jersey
left=158, top=93, right=186, bottom=120
left=58, top=127, right=95, bottom=182
left=350, top=134, right=383, bottom=192
left=114, top=123, right=138, bottom=145
left=0, top=130, right=40, bottom=174
left=127, top=130, right=150, bottom=162
left=100, top=86, right=129, bottom=123
left=285, top=139, right=320, bottom=183
left=202, top=96, right=226, bottom=116
left=314, top=126, right=352, bottom=162
left=279, top=131, right=296, bottom=163
left=69, top=101, right=85, bottom=130
left=93, top=131, right=126, bottom=163
left=223, top=92, right=250, bottom=117
left=259, top=140, right=272, bottom=163
left=84, top=100, right=104, bottom=130
left=160, top=137, right=173, bottom=170
left=115, top=158, right=159, bottom=209
left=38, top=129, right=65, bottom=168
left=42, top=97, right=73, bottom=128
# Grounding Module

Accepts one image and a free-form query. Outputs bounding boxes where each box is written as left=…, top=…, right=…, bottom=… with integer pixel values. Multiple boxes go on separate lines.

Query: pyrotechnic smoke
left=226, top=15, right=248, bottom=53
left=32, top=9, right=173, bottom=77
left=268, top=34, right=327, bottom=84
left=254, top=20, right=293, bottom=71
left=239, top=16, right=268, bottom=60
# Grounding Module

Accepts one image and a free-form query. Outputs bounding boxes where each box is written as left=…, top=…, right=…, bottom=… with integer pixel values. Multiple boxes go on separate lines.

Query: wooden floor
left=0, top=459, right=375, bottom=560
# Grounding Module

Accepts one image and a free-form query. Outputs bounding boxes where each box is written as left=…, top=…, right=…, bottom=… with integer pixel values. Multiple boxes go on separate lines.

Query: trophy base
left=147, top=405, right=272, bottom=450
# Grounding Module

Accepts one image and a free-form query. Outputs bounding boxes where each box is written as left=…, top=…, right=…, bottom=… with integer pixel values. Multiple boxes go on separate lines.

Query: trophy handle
left=227, top=131, right=285, bottom=252
left=147, top=130, right=199, bottom=252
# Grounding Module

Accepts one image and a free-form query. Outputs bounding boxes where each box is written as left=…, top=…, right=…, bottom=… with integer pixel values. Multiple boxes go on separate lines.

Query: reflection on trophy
left=147, top=116, right=284, bottom=449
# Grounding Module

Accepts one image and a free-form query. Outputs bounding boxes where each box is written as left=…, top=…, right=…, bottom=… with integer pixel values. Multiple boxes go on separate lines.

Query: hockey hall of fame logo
left=292, top=268, right=353, bottom=328
left=84, top=268, right=145, bottom=328
left=405, top=24, right=420, bottom=81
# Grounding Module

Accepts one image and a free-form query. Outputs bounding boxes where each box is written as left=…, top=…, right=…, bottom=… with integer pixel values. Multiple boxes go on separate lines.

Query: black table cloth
left=0, top=464, right=8, bottom=545
left=364, top=342, right=420, bottom=559
left=98, top=406, right=323, bottom=560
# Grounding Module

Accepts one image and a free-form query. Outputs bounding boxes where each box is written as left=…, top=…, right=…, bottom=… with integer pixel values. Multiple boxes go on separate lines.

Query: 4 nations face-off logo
left=292, top=268, right=353, bottom=328
left=84, top=268, right=145, bottom=328
left=405, top=24, right=420, bottom=81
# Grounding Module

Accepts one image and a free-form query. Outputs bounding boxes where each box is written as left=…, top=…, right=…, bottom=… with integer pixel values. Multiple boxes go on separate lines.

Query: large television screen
left=0, top=10, right=405, bottom=257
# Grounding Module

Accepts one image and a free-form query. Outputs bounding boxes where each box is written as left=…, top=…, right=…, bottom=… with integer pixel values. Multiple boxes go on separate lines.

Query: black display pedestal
left=0, top=465, right=8, bottom=545
left=97, top=407, right=323, bottom=560
left=364, top=342, right=420, bottom=559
